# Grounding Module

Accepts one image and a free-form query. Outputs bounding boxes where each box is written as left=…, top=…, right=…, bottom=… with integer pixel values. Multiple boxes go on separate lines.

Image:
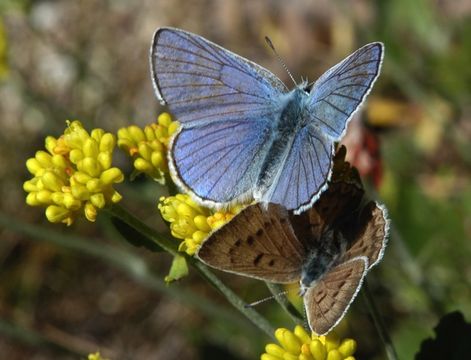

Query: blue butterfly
left=150, top=28, right=383, bottom=214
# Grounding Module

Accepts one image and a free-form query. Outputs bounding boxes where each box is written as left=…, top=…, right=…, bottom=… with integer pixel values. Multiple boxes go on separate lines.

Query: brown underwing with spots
left=197, top=146, right=389, bottom=335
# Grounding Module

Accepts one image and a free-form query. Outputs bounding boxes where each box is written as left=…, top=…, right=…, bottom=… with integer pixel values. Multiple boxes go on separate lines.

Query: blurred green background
left=1, top=0, right=470, bottom=359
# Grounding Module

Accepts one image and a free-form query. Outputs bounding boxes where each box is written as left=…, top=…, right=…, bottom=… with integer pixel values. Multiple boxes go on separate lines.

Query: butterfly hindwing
left=170, top=119, right=272, bottom=203
left=304, top=256, right=368, bottom=335
left=308, top=42, right=383, bottom=140
left=341, top=202, right=389, bottom=269
left=262, top=125, right=334, bottom=214
left=197, top=204, right=307, bottom=283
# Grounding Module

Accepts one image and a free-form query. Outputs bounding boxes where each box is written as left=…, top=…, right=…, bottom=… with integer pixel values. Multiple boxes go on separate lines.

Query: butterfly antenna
left=244, top=290, right=289, bottom=308
left=265, top=36, right=297, bottom=87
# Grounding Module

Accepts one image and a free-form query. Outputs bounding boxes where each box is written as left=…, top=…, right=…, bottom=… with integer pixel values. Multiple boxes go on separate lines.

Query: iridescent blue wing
left=260, top=125, right=334, bottom=214
left=150, top=28, right=286, bottom=204
left=308, top=43, right=383, bottom=140
left=170, top=119, right=272, bottom=203
left=150, top=27, right=286, bottom=126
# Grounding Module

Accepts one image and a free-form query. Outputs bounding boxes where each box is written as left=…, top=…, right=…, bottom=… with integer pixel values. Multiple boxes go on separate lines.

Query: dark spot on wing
left=234, top=239, right=241, bottom=247
left=253, top=253, right=264, bottom=265
left=247, top=235, right=254, bottom=245
left=256, top=229, right=264, bottom=237
left=268, top=259, right=275, bottom=267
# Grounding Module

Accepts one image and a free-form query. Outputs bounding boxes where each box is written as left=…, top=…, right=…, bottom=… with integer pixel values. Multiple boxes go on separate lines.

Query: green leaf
left=165, top=255, right=189, bottom=284
left=110, top=215, right=163, bottom=252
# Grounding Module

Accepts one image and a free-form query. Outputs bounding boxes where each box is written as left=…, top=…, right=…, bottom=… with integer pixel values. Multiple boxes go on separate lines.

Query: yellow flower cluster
left=117, top=112, right=179, bottom=183
left=158, top=193, right=243, bottom=255
left=24, top=121, right=124, bottom=225
left=261, top=326, right=356, bottom=360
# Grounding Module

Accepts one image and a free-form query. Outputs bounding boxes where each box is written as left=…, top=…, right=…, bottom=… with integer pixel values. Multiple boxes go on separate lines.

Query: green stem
left=107, top=204, right=275, bottom=338
left=265, top=283, right=304, bottom=325
left=362, top=279, right=398, bottom=360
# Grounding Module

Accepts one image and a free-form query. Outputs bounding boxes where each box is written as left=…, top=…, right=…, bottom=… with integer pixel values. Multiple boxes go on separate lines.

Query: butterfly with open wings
left=150, top=28, right=383, bottom=214
left=197, top=146, right=389, bottom=335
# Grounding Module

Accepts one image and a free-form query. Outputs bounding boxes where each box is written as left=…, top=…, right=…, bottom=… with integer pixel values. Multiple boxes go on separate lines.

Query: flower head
left=261, top=325, right=356, bottom=360
left=24, top=120, right=124, bottom=225
left=158, top=193, right=243, bottom=255
left=117, top=112, right=179, bottom=183
left=88, top=352, right=109, bottom=360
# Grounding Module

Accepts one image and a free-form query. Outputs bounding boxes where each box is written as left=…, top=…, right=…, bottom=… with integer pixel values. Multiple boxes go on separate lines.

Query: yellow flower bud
left=35, top=150, right=53, bottom=168
left=310, top=339, right=327, bottom=360
left=86, top=178, right=102, bottom=192
left=150, top=151, right=164, bottom=168
left=193, top=215, right=211, bottom=232
left=90, top=193, right=106, bottom=208
left=326, top=350, right=343, bottom=360
left=344, top=357, right=355, bottom=360
left=63, top=193, right=81, bottom=210
left=192, top=230, right=208, bottom=245
left=73, top=172, right=92, bottom=184
left=134, top=158, right=152, bottom=172
left=69, top=148, right=84, bottom=164
left=51, top=154, right=68, bottom=169
left=177, top=202, right=197, bottom=219
left=45, top=136, right=57, bottom=154
left=42, top=171, right=64, bottom=192
left=266, top=344, right=285, bottom=357
left=46, top=205, right=70, bottom=223
left=111, top=191, right=122, bottom=203
left=97, top=152, right=112, bottom=170
left=138, top=142, right=152, bottom=160
left=83, top=138, right=99, bottom=158
left=71, top=184, right=89, bottom=200
left=261, top=354, right=281, bottom=360
left=90, top=128, right=105, bottom=142
left=23, top=180, right=37, bottom=193
left=84, top=202, right=97, bottom=222
left=36, top=190, right=52, bottom=203
left=282, top=353, right=298, bottom=360
left=128, top=125, right=145, bottom=142
left=168, top=120, right=179, bottom=135
left=338, top=339, right=356, bottom=357
left=81, top=157, right=101, bottom=177
left=99, top=133, right=115, bottom=152
left=299, top=354, right=314, bottom=360
left=26, top=192, right=40, bottom=206
left=144, top=125, right=156, bottom=141
left=101, top=168, right=124, bottom=185
left=26, top=158, right=42, bottom=175
left=295, top=326, right=312, bottom=344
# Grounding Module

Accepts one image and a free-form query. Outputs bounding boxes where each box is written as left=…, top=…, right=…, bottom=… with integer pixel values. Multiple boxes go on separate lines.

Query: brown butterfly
left=197, top=146, right=389, bottom=335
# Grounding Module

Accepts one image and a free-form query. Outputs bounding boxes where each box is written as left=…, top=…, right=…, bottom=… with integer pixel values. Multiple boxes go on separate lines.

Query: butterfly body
left=299, top=227, right=347, bottom=295
left=150, top=28, right=383, bottom=213
left=255, top=88, right=311, bottom=194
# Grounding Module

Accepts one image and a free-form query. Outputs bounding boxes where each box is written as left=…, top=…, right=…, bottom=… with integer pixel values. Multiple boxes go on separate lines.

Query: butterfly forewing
left=151, top=28, right=286, bottom=125
left=308, top=42, right=383, bottom=140
left=304, top=257, right=368, bottom=335
left=170, top=119, right=272, bottom=203
left=197, top=204, right=308, bottom=283
left=341, top=202, right=389, bottom=269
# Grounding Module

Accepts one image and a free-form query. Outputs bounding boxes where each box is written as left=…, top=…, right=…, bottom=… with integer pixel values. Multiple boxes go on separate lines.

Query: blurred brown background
left=1, top=0, right=471, bottom=359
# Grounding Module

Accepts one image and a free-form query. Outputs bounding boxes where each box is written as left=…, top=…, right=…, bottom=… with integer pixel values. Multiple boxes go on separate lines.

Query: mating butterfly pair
left=150, top=28, right=388, bottom=334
